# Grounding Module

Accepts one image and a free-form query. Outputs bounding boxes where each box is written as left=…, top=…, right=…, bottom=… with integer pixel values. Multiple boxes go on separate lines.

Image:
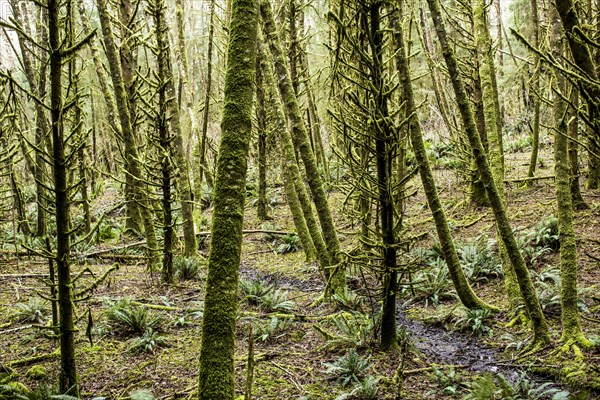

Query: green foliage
left=463, top=372, right=570, bottom=400
left=453, top=308, right=493, bottom=337
left=198, top=183, right=213, bottom=210
left=334, top=375, right=380, bottom=400
left=128, top=328, right=167, bottom=353
left=275, top=234, right=301, bottom=254
left=13, top=298, right=47, bottom=324
left=412, top=258, right=458, bottom=307
left=105, top=298, right=161, bottom=335
left=323, top=349, right=371, bottom=387
left=174, top=256, right=205, bottom=281
left=315, top=311, right=379, bottom=350
left=528, top=216, right=559, bottom=251
left=504, top=134, right=532, bottom=153
left=239, top=279, right=295, bottom=312
left=130, top=389, right=155, bottom=400
left=457, top=237, right=502, bottom=282
left=239, top=278, right=274, bottom=305
left=429, top=365, right=462, bottom=397
left=332, top=288, right=364, bottom=311
left=501, top=333, right=528, bottom=352
left=254, top=315, right=293, bottom=342
left=98, top=220, right=120, bottom=241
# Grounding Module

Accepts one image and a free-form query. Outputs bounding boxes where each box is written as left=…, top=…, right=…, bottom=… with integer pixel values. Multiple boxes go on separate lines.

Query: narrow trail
left=239, top=262, right=580, bottom=394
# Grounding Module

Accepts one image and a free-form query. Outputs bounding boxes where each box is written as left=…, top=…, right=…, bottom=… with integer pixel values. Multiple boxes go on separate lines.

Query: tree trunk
left=393, top=2, right=492, bottom=311
left=427, top=0, right=551, bottom=346
left=198, top=0, right=216, bottom=191
left=96, top=0, right=160, bottom=271
left=568, top=90, right=588, bottom=209
left=49, top=0, right=78, bottom=391
left=261, top=0, right=346, bottom=295
left=526, top=0, right=541, bottom=181
left=256, top=51, right=269, bottom=221
left=197, top=0, right=258, bottom=397
left=551, top=6, right=592, bottom=349
left=154, top=0, right=197, bottom=257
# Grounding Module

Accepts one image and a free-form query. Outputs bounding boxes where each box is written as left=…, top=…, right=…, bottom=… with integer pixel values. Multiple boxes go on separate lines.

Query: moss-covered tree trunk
left=154, top=0, right=196, bottom=257
left=97, top=0, right=160, bottom=271
left=197, top=0, right=216, bottom=191
left=473, top=0, right=521, bottom=308
left=197, top=0, right=258, bottom=397
left=427, top=0, right=551, bottom=345
left=261, top=0, right=345, bottom=295
left=568, top=91, right=588, bottom=209
left=256, top=52, right=269, bottom=221
left=526, top=0, right=541, bottom=180
left=10, top=0, right=48, bottom=237
left=551, top=8, right=592, bottom=349
left=392, top=2, right=492, bottom=311
left=260, top=39, right=326, bottom=267
left=49, top=0, right=78, bottom=392
left=153, top=0, right=175, bottom=284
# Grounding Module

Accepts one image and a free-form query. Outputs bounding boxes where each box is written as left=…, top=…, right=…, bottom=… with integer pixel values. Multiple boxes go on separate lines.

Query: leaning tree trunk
left=154, top=0, right=196, bottom=257
left=392, top=2, right=493, bottom=311
left=96, top=0, right=160, bottom=271
left=473, top=0, right=521, bottom=308
left=261, top=38, right=329, bottom=269
left=197, top=0, right=258, bottom=397
left=261, top=0, right=346, bottom=295
left=427, top=0, right=551, bottom=346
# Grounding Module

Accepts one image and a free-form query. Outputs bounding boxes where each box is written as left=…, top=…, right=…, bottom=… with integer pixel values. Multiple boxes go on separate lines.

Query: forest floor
left=1, top=134, right=600, bottom=399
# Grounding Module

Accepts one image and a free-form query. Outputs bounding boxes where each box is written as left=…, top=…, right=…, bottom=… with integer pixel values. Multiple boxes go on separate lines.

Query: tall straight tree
left=197, top=0, right=258, bottom=397
left=551, top=8, right=592, bottom=349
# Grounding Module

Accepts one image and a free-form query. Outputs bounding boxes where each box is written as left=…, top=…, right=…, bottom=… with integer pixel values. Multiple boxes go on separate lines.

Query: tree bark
left=427, top=0, right=551, bottom=345
left=197, top=0, right=258, bottom=397
left=261, top=0, right=346, bottom=295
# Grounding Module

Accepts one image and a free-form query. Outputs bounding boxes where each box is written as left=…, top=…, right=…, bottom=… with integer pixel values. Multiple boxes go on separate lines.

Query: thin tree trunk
left=198, top=0, right=216, bottom=191
left=568, top=90, right=588, bottom=209
left=527, top=0, right=541, bottom=180
left=256, top=51, right=269, bottom=221
left=49, top=0, right=78, bottom=391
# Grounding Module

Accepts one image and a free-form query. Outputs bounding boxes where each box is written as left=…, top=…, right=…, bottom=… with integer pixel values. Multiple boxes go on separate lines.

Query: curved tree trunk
left=96, top=0, right=160, bottom=271
left=392, top=2, right=492, bottom=311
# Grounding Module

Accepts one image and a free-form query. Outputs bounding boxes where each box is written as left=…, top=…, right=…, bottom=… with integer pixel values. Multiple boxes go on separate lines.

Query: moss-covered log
left=197, top=0, right=258, bottom=397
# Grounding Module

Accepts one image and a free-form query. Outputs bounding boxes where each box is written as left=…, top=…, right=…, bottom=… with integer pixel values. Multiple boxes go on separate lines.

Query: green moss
left=25, top=366, right=46, bottom=380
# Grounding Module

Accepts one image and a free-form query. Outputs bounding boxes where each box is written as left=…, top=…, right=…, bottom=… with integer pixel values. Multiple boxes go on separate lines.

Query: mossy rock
left=25, top=365, right=46, bottom=380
